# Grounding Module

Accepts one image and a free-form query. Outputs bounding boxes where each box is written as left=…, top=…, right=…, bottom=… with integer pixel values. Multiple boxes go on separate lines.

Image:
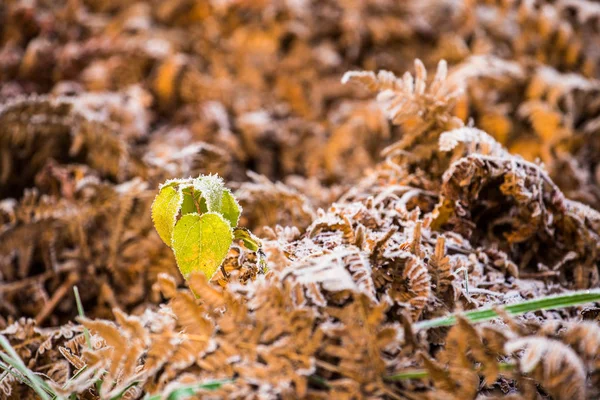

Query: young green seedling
left=151, top=174, right=261, bottom=280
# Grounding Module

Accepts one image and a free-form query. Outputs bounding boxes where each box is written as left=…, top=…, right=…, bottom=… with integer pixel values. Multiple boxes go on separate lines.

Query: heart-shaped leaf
left=171, top=212, right=233, bottom=278
left=151, top=185, right=183, bottom=246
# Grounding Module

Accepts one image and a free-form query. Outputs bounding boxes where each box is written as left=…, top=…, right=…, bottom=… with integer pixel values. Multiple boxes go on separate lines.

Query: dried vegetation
left=1, top=0, right=600, bottom=398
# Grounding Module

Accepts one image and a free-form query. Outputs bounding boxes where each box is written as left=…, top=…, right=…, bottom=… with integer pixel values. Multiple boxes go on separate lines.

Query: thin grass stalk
left=0, top=335, right=56, bottom=400
left=414, top=289, right=600, bottom=330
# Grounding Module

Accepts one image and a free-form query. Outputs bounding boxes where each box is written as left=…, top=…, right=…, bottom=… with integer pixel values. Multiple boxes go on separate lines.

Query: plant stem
left=414, top=288, right=600, bottom=331
left=73, top=286, right=92, bottom=349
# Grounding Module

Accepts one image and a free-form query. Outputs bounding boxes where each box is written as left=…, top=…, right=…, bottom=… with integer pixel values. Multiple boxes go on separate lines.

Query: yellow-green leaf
left=172, top=212, right=233, bottom=278
left=180, top=192, right=197, bottom=215
left=233, top=227, right=261, bottom=251
left=194, top=175, right=224, bottom=212
left=220, top=190, right=241, bottom=227
left=151, top=185, right=183, bottom=246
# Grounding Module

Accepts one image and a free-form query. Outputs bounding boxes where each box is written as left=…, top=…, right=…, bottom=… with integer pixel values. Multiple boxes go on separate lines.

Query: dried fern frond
left=439, top=153, right=600, bottom=287
left=4, top=1, right=600, bottom=399
left=427, top=236, right=455, bottom=295
left=236, top=172, right=315, bottom=235
left=505, top=337, right=587, bottom=400
left=0, top=95, right=131, bottom=191
left=391, top=256, right=431, bottom=321
left=439, top=126, right=508, bottom=157
left=343, top=59, right=462, bottom=129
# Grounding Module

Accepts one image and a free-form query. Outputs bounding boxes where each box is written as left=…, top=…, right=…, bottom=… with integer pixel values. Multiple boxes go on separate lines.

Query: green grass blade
left=73, top=286, right=92, bottom=349
left=384, top=369, right=429, bottom=380
left=0, top=335, right=55, bottom=400
left=0, top=359, right=33, bottom=386
left=414, top=289, right=600, bottom=331
left=0, top=364, right=10, bottom=384
left=144, top=379, right=232, bottom=400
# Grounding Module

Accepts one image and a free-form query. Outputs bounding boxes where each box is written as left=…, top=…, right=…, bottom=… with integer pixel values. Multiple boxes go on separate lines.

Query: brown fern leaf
left=236, top=172, right=315, bottom=235
left=440, top=153, right=600, bottom=288
left=439, top=126, right=509, bottom=157
left=427, top=236, right=455, bottom=295
left=0, top=95, right=130, bottom=192
left=505, top=337, right=587, bottom=400
left=420, top=351, right=478, bottom=397
left=344, top=59, right=464, bottom=161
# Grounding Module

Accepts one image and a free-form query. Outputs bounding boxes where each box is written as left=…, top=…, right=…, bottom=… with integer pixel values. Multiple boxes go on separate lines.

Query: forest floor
left=1, top=1, right=600, bottom=399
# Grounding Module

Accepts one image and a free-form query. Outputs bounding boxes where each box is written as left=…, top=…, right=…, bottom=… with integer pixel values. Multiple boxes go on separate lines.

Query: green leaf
left=180, top=186, right=208, bottom=215
left=220, top=190, right=241, bottom=227
left=180, top=194, right=195, bottom=215
left=194, top=175, right=225, bottom=213
left=172, top=212, right=233, bottom=278
left=233, top=227, right=261, bottom=251
left=199, top=196, right=208, bottom=213
left=151, top=185, right=183, bottom=246
left=180, top=189, right=197, bottom=215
